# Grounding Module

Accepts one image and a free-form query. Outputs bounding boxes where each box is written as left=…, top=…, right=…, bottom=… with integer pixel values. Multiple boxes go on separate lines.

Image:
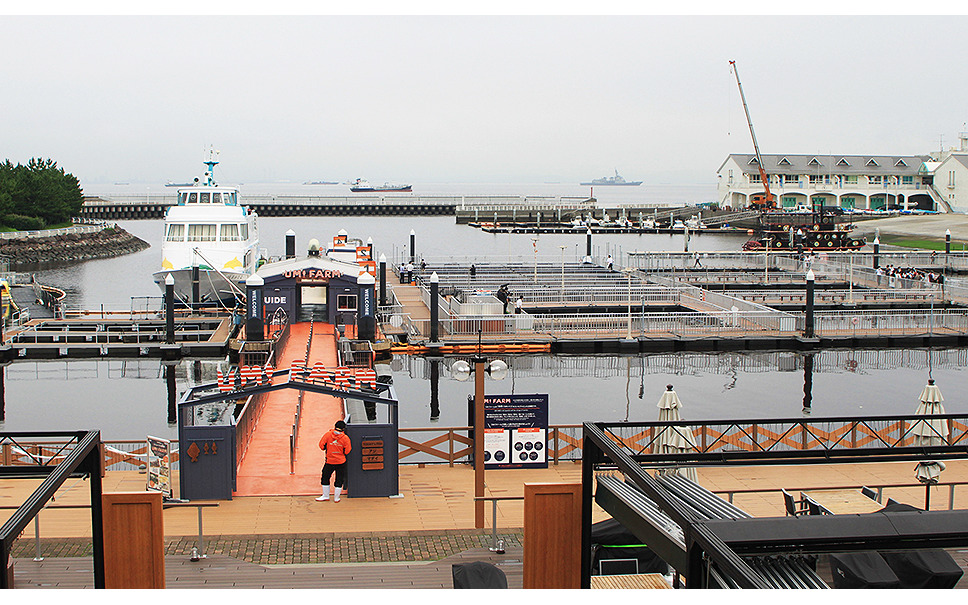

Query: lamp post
left=452, top=340, right=508, bottom=529
left=623, top=268, right=634, bottom=339
left=559, top=245, right=567, bottom=299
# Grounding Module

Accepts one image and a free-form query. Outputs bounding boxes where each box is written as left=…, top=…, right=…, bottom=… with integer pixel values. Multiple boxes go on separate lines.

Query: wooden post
left=524, top=483, right=582, bottom=589
left=101, top=492, right=165, bottom=588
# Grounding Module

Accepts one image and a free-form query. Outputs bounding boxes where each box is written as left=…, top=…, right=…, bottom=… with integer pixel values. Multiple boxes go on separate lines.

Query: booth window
left=337, top=294, right=357, bottom=311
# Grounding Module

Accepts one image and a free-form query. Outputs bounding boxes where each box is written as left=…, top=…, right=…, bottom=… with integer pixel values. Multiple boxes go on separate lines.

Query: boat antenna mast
left=202, top=146, right=220, bottom=186
left=729, top=60, right=776, bottom=211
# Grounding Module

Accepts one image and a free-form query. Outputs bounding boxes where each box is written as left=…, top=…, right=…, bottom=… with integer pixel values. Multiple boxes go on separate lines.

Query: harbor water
left=2, top=183, right=964, bottom=441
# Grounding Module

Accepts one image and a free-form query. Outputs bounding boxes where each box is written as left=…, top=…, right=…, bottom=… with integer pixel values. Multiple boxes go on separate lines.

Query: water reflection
left=1, top=349, right=966, bottom=438
left=429, top=357, right=441, bottom=423
left=390, top=349, right=968, bottom=428
left=802, top=353, right=814, bottom=415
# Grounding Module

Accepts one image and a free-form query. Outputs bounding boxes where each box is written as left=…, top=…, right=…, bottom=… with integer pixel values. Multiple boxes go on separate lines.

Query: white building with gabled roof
left=716, top=153, right=946, bottom=212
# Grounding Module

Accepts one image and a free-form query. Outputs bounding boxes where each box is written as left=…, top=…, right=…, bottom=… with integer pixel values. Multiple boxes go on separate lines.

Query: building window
left=843, top=175, right=857, bottom=185
left=809, top=175, right=830, bottom=185
left=902, top=176, right=913, bottom=185
left=868, top=175, right=883, bottom=185
left=949, top=171, right=956, bottom=187
left=749, top=173, right=761, bottom=184
left=728, top=170, right=733, bottom=184
left=337, top=294, right=358, bottom=311
left=842, top=197, right=855, bottom=209
left=782, top=196, right=797, bottom=207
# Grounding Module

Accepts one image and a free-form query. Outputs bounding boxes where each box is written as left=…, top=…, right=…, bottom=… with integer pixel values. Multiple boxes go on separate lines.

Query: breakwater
left=0, top=224, right=149, bottom=266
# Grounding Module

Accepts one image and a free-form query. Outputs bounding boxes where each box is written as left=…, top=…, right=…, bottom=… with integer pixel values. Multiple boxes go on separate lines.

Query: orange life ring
left=847, top=359, right=858, bottom=370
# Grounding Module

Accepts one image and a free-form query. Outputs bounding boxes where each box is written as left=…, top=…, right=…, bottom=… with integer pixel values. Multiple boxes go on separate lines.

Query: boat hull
left=152, top=267, right=247, bottom=305
left=580, top=182, right=642, bottom=186
left=350, top=186, right=412, bottom=192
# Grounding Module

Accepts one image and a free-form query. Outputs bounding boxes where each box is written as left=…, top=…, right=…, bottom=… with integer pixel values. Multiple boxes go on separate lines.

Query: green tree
left=0, top=158, right=84, bottom=228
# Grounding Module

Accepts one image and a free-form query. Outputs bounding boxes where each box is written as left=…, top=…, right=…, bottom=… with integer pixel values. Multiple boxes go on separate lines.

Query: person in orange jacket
left=316, top=420, right=352, bottom=502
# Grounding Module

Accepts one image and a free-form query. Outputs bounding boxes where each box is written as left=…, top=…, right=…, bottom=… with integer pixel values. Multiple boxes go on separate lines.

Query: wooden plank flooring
left=12, top=549, right=523, bottom=589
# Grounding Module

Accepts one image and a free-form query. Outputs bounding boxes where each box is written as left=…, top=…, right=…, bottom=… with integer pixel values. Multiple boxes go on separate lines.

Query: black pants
left=321, top=462, right=348, bottom=488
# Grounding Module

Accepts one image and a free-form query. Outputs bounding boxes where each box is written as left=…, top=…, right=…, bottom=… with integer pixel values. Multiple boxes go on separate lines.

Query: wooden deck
left=8, top=459, right=968, bottom=588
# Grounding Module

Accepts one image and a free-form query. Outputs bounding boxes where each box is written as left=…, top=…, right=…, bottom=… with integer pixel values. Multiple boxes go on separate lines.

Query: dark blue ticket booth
left=257, top=257, right=363, bottom=326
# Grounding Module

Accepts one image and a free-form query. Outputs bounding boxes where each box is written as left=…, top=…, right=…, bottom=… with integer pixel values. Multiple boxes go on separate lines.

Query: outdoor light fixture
left=452, top=359, right=508, bottom=382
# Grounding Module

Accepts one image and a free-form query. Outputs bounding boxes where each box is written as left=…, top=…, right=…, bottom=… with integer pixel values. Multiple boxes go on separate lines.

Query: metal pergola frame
left=582, top=418, right=968, bottom=589
left=0, top=430, right=104, bottom=589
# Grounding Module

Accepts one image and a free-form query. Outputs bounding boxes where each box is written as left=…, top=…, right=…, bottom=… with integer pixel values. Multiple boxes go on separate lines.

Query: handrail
left=714, top=480, right=968, bottom=511
left=475, top=496, right=524, bottom=551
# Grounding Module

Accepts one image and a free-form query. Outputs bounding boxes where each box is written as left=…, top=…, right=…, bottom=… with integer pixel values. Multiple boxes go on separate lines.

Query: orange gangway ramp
left=234, top=322, right=349, bottom=496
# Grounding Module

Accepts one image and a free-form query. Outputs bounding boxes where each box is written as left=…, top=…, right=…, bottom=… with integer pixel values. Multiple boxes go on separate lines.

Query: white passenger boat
left=152, top=151, right=262, bottom=306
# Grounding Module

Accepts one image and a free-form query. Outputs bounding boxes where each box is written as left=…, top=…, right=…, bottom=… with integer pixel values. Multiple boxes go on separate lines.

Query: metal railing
left=715, top=480, right=968, bottom=512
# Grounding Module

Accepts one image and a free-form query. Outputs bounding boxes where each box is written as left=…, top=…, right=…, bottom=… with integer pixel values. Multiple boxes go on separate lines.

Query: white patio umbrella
left=909, top=379, right=948, bottom=508
left=656, top=384, right=699, bottom=483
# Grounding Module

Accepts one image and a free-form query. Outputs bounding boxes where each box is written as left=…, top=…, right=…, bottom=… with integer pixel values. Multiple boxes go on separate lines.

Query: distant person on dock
left=496, top=284, right=510, bottom=314
left=470, top=264, right=476, bottom=278
left=693, top=252, right=702, bottom=268
left=316, top=420, right=352, bottom=503
left=405, top=261, right=414, bottom=283
left=420, top=259, right=427, bottom=272
left=606, top=255, right=614, bottom=271
left=515, top=296, right=523, bottom=314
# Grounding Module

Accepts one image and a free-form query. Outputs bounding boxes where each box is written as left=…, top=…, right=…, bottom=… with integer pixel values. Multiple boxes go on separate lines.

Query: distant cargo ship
left=166, top=180, right=194, bottom=187
left=350, top=178, right=412, bottom=192
left=303, top=180, right=339, bottom=185
left=580, top=170, right=642, bottom=186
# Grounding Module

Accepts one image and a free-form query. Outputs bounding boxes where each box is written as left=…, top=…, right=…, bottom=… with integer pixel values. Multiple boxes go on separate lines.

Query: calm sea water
left=1, top=182, right=963, bottom=440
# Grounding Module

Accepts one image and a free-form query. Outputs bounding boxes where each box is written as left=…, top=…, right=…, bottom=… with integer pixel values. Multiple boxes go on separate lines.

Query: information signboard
left=146, top=435, right=172, bottom=499
left=482, top=394, right=549, bottom=469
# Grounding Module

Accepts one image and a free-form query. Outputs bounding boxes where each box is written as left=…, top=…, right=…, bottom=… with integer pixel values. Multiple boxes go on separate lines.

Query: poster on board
left=146, top=435, right=172, bottom=499
left=482, top=394, right=549, bottom=469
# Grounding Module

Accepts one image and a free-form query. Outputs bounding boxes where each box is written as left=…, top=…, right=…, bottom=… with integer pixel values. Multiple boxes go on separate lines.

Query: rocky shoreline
left=0, top=225, right=150, bottom=266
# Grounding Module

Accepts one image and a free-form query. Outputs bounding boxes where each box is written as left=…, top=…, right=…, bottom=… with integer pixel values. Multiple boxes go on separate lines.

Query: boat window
left=240, top=224, right=249, bottom=240
left=188, top=224, right=217, bottom=242
left=211, top=192, right=221, bottom=203
left=179, top=192, right=188, bottom=204
left=200, top=192, right=211, bottom=204
left=165, top=224, right=185, bottom=242
left=220, top=224, right=241, bottom=241
left=188, top=192, right=198, bottom=203
left=227, top=192, right=236, bottom=205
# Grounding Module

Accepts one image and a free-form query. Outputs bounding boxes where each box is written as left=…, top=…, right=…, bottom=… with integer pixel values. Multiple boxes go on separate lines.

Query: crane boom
left=729, top=60, right=775, bottom=209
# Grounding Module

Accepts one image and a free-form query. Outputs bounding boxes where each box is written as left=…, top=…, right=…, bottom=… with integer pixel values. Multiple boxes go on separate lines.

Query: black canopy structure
left=582, top=418, right=968, bottom=589
left=0, top=431, right=105, bottom=589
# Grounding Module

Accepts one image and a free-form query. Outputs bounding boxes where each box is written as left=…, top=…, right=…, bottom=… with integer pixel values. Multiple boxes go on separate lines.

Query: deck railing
left=5, top=413, right=967, bottom=471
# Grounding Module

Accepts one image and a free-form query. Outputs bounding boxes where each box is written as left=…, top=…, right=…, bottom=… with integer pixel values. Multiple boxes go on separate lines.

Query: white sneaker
left=334, top=495, right=340, bottom=502
left=315, top=495, right=329, bottom=502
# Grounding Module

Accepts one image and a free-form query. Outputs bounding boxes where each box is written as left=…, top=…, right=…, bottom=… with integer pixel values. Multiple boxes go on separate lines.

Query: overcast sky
left=2, top=13, right=967, bottom=185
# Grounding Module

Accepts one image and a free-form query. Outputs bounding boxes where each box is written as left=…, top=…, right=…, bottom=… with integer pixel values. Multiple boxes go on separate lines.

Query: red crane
left=729, top=60, right=776, bottom=210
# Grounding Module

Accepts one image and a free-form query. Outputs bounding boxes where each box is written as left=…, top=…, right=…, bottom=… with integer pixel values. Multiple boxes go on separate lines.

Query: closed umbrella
left=909, top=379, right=948, bottom=508
left=656, top=384, right=698, bottom=483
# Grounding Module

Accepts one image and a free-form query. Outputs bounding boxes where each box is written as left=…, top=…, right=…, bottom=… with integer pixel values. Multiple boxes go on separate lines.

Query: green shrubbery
left=0, top=158, right=84, bottom=231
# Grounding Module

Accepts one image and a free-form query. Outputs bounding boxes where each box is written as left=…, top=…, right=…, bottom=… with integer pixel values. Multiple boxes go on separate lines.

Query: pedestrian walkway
left=234, top=322, right=346, bottom=496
